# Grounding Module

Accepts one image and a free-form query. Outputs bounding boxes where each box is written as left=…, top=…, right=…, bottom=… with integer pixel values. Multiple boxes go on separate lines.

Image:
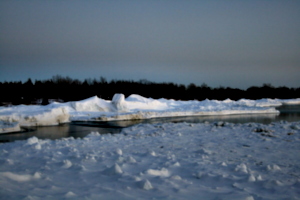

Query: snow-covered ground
left=1, top=94, right=299, bottom=132
left=1, top=94, right=300, bottom=199
left=1, top=121, right=300, bottom=199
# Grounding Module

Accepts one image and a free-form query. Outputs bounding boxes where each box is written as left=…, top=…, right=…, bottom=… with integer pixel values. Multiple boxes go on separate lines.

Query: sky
left=0, top=1, right=300, bottom=89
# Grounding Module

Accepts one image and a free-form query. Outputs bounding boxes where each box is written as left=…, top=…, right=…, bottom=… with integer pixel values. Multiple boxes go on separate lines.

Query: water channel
left=1, top=105, right=300, bottom=143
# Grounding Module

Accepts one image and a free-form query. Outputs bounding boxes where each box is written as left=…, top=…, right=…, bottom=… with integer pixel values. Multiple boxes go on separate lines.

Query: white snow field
left=0, top=121, right=300, bottom=200
left=0, top=94, right=300, bottom=199
left=1, top=94, right=299, bottom=131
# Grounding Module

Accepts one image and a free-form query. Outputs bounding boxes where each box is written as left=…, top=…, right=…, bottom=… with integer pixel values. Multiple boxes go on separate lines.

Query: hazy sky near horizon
left=1, top=1, right=300, bottom=89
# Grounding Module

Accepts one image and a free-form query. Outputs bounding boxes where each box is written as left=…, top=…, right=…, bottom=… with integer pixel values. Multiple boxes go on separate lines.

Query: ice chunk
left=149, top=151, right=156, bottom=156
left=235, top=163, right=248, bottom=174
left=27, top=137, right=39, bottom=145
left=0, top=172, right=38, bottom=182
left=62, top=160, right=73, bottom=169
left=257, top=175, right=263, bottom=181
left=173, top=162, right=181, bottom=167
left=245, top=196, right=255, bottom=200
left=127, top=156, right=136, bottom=163
left=0, top=121, right=21, bottom=134
left=116, top=148, right=123, bottom=156
left=171, top=175, right=182, bottom=180
left=112, top=93, right=128, bottom=112
left=146, top=168, right=170, bottom=177
left=65, top=191, right=76, bottom=198
left=280, top=98, right=300, bottom=105
left=138, top=179, right=153, bottom=190
left=248, top=174, right=256, bottom=182
left=267, top=164, right=281, bottom=171
left=103, top=164, right=123, bottom=175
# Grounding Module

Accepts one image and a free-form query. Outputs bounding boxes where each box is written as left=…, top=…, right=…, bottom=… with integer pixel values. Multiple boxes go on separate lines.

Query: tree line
left=0, top=75, right=299, bottom=106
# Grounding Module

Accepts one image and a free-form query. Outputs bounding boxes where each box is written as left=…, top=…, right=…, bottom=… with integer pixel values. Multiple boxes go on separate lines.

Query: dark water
left=1, top=105, right=300, bottom=143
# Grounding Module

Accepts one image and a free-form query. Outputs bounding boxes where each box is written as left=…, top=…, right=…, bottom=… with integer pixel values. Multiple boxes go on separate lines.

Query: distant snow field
left=1, top=121, right=300, bottom=199
left=0, top=94, right=300, bottom=199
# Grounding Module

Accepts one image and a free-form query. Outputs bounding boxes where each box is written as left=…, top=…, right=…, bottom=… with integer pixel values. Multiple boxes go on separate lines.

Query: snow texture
left=0, top=121, right=300, bottom=199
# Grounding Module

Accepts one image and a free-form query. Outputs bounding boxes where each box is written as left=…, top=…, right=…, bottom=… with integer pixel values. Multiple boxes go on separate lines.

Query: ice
left=146, top=168, right=170, bottom=177
left=62, top=160, right=73, bottom=169
left=0, top=121, right=21, bottom=133
left=65, top=191, right=76, bottom=198
left=280, top=98, right=300, bottom=105
left=103, top=163, right=123, bottom=175
left=139, top=179, right=153, bottom=190
left=0, top=121, right=299, bottom=199
left=27, top=136, right=39, bottom=145
left=0, top=172, right=40, bottom=182
left=235, top=163, right=249, bottom=174
left=238, top=98, right=283, bottom=107
left=112, top=93, right=128, bottom=112
left=116, top=148, right=123, bottom=156
left=0, top=106, right=69, bottom=128
left=3, top=94, right=299, bottom=133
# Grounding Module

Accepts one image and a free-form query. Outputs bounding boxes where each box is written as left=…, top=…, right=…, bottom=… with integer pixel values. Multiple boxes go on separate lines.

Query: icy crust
left=0, top=121, right=21, bottom=133
left=280, top=98, right=300, bottom=105
left=0, top=106, right=69, bottom=127
left=0, top=121, right=300, bottom=199
left=0, top=93, right=300, bottom=132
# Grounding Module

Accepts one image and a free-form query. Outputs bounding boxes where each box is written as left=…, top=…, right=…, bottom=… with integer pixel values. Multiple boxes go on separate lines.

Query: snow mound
left=126, top=94, right=169, bottom=110
left=103, top=164, right=123, bottom=175
left=146, top=168, right=170, bottom=177
left=1, top=93, right=300, bottom=133
left=138, top=179, right=153, bottom=190
left=112, top=93, right=128, bottom=112
left=70, top=96, right=113, bottom=112
left=1, top=172, right=40, bottom=182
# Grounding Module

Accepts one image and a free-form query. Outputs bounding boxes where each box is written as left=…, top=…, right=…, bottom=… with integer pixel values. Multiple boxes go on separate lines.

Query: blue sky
left=1, top=1, right=299, bottom=89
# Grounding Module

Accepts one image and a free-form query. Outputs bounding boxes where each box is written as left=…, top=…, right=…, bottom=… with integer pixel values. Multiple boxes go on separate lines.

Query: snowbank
left=1, top=94, right=300, bottom=133
left=0, top=106, right=69, bottom=127
left=0, top=121, right=299, bottom=199
left=280, top=98, right=300, bottom=105
left=70, top=96, right=113, bottom=112
left=0, top=121, right=21, bottom=133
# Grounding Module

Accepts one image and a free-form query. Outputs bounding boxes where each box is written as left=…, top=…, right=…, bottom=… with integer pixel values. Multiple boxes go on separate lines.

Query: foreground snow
left=1, top=94, right=299, bottom=132
left=1, top=121, right=300, bottom=199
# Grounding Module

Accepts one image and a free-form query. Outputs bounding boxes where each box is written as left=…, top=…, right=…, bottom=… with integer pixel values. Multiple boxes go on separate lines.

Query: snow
left=0, top=121, right=21, bottom=133
left=0, top=106, right=69, bottom=127
left=280, top=98, right=300, bottom=105
left=1, top=121, right=300, bottom=199
left=2, top=93, right=300, bottom=132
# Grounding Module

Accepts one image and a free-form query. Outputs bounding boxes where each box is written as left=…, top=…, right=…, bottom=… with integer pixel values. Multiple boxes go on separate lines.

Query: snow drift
left=1, top=93, right=300, bottom=133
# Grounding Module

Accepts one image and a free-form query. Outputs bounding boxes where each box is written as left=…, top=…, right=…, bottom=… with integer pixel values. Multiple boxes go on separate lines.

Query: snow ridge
left=1, top=94, right=297, bottom=132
